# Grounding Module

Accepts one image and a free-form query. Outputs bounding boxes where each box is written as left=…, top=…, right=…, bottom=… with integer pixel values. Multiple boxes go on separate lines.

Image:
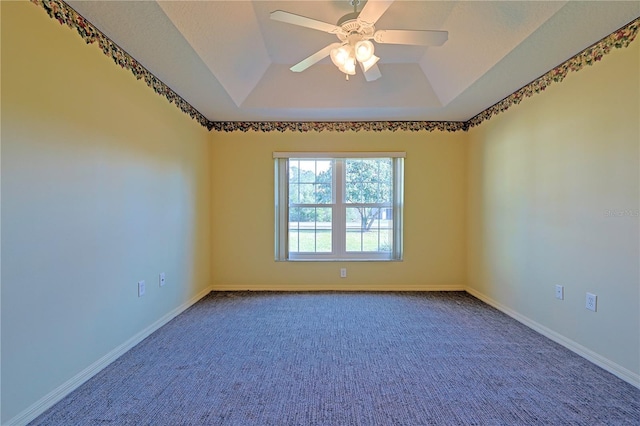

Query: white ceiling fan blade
left=290, top=43, right=342, bottom=72
left=361, top=63, right=382, bottom=82
left=374, top=30, right=448, bottom=46
left=357, top=0, right=394, bottom=27
left=271, top=10, right=342, bottom=34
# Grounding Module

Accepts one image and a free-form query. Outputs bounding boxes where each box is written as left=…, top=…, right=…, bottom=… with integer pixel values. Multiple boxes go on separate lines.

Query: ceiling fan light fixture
left=272, top=2, right=450, bottom=82
left=360, top=54, right=379, bottom=72
left=330, top=44, right=352, bottom=68
left=355, top=40, right=374, bottom=62
left=340, top=57, right=357, bottom=75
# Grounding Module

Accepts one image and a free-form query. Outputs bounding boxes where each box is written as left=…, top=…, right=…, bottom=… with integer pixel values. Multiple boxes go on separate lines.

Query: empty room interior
left=2, top=0, right=639, bottom=424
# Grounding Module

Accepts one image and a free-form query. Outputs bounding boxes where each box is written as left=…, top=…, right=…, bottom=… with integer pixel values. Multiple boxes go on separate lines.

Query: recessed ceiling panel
left=421, top=1, right=567, bottom=106
left=158, top=1, right=272, bottom=107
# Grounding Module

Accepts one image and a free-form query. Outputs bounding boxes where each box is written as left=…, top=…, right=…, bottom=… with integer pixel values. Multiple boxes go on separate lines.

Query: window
left=275, top=152, right=404, bottom=261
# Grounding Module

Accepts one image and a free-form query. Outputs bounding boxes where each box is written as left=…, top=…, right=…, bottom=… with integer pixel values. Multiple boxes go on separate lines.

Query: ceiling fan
left=270, top=0, right=448, bottom=82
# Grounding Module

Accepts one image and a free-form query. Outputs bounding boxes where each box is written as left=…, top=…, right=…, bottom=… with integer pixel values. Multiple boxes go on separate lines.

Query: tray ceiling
left=64, top=1, right=640, bottom=123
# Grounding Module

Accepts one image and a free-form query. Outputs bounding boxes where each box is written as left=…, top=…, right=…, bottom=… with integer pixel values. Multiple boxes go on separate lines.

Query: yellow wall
left=1, top=2, right=211, bottom=422
left=467, top=42, right=639, bottom=379
left=210, top=130, right=467, bottom=291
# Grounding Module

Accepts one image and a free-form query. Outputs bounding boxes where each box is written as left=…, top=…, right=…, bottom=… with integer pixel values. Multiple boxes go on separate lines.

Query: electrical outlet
left=340, top=268, right=347, bottom=278
left=159, top=272, right=166, bottom=287
left=586, top=292, right=597, bottom=312
left=555, top=285, right=564, bottom=300
left=138, top=280, right=146, bottom=297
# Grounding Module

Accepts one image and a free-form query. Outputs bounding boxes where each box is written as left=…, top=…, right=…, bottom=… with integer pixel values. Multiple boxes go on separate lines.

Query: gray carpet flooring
left=31, top=291, right=640, bottom=425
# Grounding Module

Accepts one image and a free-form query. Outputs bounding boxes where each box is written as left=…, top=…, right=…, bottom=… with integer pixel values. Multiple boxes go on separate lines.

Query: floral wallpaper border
left=31, top=0, right=214, bottom=131
left=31, top=0, right=638, bottom=133
left=209, top=120, right=469, bottom=133
left=467, top=17, right=639, bottom=129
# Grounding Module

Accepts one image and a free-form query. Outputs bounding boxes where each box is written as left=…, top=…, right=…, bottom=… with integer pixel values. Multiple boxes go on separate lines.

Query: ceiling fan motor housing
left=336, top=12, right=375, bottom=43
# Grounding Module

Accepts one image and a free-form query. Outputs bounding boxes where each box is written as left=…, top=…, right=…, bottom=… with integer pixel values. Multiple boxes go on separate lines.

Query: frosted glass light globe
left=355, top=40, right=374, bottom=63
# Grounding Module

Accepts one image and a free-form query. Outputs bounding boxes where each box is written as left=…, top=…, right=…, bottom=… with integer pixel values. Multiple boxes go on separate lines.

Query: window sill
left=276, top=258, right=403, bottom=262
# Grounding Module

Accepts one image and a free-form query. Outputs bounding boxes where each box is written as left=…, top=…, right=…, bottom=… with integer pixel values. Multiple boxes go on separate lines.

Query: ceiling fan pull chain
left=351, top=0, right=360, bottom=13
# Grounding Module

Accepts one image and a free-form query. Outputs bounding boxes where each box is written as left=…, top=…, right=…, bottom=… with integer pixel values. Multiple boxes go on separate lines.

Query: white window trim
left=274, top=152, right=406, bottom=159
left=274, top=152, right=405, bottom=262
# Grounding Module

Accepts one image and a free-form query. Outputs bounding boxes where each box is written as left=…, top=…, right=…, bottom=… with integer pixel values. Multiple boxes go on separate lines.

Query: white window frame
left=274, top=152, right=405, bottom=261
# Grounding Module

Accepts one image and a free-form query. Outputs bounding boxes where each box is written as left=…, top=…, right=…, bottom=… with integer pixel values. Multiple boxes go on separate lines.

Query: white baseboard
left=465, top=287, right=640, bottom=389
left=212, top=284, right=465, bottom=292
left=6, top=286, right=213, bottom=426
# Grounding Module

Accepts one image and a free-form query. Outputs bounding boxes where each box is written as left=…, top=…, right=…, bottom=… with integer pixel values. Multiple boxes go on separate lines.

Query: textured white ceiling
left=66, top=1, right=639, bottom=123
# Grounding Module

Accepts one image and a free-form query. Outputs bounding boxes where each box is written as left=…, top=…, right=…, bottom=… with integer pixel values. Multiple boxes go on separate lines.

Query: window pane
left=289, top=159, right=332, bottom=205
left=288, top=161, right=299, bottom=182
left=345, top=207, right=392, bottom=252
left=288, top=207, right=301, bottom=252
left=298, top=160, right=316, bottom=181
left=298, top=184, right=315, bottom=204
left=289, top=207, right=332, bottom=253
left=345, top=158, right=392, bottom=203
left=316, top=161, right=332, bottom=182
left=315, top=183, right=332, bottom=204
left=289, top=183, right=299, bottom=204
